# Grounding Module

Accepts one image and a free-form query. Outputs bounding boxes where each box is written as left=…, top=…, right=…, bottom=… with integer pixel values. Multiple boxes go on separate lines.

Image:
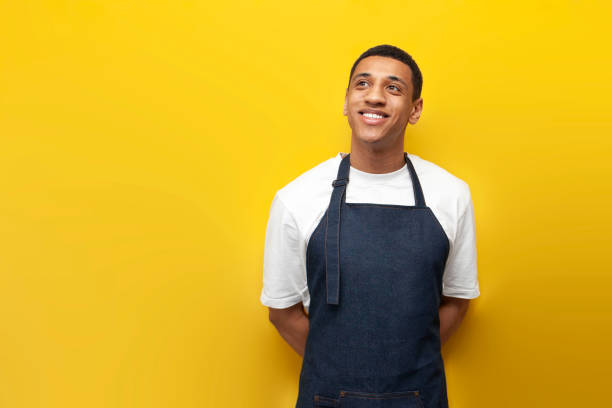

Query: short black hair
left=348, top=44, right=423, bottom=101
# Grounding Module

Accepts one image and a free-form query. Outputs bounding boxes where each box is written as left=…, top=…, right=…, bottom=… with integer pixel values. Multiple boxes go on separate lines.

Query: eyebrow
left=353, top=72, right=408, bottom=87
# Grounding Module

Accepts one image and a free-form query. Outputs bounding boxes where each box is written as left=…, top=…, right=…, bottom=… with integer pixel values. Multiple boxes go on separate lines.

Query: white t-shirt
left=260, top=152, right=480, bottom=314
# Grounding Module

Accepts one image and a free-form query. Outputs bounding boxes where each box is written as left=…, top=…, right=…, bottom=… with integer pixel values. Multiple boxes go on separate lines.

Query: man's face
left=344, top=56, right=422, bottom=147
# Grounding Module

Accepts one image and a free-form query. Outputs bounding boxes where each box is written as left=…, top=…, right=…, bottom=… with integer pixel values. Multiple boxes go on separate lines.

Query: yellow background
left=1, top=1, right=610, bottom=407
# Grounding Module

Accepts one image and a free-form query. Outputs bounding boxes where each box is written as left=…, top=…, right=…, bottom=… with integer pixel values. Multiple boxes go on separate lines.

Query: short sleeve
left=442, top=184, right=481, bottom=299
left=260, top=192, right=309, bottom=309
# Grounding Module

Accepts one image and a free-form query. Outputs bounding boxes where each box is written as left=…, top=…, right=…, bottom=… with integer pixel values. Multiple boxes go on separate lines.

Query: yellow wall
left=1, top=1, right=610, bottom=407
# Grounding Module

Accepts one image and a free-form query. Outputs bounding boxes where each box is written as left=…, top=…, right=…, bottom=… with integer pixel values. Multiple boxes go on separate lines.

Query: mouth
left=359, top=109, right=389, bottom=125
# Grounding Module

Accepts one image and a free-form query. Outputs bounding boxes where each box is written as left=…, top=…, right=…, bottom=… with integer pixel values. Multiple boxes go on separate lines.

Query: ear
left=407, top=97, right=423, bottom=125
left=343, top=89, right=348, bottom=116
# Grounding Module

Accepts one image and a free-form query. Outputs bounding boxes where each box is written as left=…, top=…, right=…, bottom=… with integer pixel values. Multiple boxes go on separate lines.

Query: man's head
left=343, top=44, right=423, bottom=148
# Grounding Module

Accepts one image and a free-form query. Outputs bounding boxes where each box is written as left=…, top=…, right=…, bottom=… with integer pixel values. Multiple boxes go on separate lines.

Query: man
left=260, top=44, right=480, bottom=408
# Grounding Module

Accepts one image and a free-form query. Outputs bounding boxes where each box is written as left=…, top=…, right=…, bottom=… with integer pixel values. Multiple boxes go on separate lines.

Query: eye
left=388, top=84, right=400, bottom=91
left=357, top=80, right=368, bottom=87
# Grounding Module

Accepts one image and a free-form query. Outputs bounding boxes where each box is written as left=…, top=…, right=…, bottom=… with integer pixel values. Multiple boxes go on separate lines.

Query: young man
left=260, top=44, right=480, bottom=408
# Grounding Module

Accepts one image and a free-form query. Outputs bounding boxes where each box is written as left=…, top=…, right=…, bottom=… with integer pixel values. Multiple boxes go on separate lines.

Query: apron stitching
left=335, top=184, right=343, bottom=303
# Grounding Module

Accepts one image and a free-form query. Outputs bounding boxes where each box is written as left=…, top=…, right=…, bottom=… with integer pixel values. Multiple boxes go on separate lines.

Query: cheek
left=347, top=95, right=362, bottom=109
left=394, top=104, right=411, bottom=121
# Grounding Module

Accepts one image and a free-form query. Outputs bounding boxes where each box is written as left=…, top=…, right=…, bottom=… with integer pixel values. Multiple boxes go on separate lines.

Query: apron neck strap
left=324, top=154, right=350, bottom=305
left=404, top=152, right=426, bottom=207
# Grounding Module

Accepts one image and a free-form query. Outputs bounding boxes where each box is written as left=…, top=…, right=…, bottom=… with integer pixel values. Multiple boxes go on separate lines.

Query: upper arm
left=441, top=295, right=470, bottom=317
left=259, top=192, right=309, bottom=310
left=268, top=302, right=307, bottom=325
left=442, top=183, right=481, bottom=299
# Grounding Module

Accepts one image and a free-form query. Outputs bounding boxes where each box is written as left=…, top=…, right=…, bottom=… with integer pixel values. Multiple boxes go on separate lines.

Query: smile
left=359, top=111, right=389, bottom=125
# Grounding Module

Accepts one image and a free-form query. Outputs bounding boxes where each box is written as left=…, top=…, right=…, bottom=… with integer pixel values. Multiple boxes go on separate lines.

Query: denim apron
left=295, top=153, right=451, bottom=408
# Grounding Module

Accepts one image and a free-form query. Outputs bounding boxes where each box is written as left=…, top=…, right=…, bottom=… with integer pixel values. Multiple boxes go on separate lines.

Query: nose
left=365, top=83, right=386, bottom=105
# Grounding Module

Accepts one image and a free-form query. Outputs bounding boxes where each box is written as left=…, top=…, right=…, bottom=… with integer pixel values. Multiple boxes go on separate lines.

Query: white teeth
left=363, top=112, right=384, bottom=119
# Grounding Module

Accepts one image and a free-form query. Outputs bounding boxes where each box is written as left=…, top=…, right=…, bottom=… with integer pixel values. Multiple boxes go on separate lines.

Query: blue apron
left=296, top=153, right=451, bottom=408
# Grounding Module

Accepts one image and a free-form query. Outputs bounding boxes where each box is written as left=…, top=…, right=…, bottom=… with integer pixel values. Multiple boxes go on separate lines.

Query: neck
left=348, top=135, right=406, bottom=174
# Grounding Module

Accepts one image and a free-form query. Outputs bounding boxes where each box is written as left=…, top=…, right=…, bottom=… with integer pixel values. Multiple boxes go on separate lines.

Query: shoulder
left=408, top=153, right=472, bottom=209
left=269, top=153, right=342, bottom=241
left=275, top=153, right=340, bottom=213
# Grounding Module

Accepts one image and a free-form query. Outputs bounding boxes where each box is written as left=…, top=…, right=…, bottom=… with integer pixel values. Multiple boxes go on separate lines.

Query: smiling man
left=260, top=44, right=480, bottom=408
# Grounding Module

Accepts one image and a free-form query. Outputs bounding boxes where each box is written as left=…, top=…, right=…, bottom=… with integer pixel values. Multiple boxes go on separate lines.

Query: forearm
left=271, top=307, right=310, bottom=357
left=438, top=297, right=469, bottom=346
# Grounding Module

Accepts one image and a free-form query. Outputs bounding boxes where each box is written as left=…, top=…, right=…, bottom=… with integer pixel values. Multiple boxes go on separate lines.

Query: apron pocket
left=338, top=389, right=424, bottom=408
left=314, top=394, right=339, bottom=407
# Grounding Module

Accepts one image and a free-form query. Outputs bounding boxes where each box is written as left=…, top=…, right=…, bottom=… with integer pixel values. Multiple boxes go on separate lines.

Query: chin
left=354, top=131, right=386, bottom=144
